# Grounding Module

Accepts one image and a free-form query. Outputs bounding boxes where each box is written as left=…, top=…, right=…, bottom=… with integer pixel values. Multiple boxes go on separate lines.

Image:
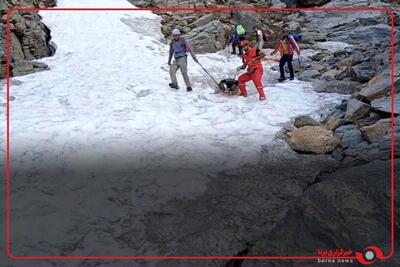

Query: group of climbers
left=167, top=24, right=301, bottom=101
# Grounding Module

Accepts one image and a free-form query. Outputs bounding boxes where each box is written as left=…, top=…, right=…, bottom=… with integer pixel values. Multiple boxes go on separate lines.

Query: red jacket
left=276, top=36, right=299, bottom=56
left=242, top=48, right=263, bottom=70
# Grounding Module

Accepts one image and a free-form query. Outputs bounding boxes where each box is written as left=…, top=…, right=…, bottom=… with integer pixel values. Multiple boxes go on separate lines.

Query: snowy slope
left=3, top=0, right=343, bottom=173
left=0, top=0, right=349, bottom=258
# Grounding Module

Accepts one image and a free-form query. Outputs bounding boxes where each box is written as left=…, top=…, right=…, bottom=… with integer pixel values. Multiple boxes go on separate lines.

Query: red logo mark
left=355, top=246, right=384, bottom=265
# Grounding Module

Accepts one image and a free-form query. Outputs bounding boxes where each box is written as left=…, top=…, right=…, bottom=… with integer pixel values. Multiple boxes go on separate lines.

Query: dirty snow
left=0, top=0, right=349, bottom=258
left=1, top=0, right=344, bottom=173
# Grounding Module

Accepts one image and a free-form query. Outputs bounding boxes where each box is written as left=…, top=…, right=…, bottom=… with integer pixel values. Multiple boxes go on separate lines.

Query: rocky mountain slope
left=0, top=0, right=399, bottom=266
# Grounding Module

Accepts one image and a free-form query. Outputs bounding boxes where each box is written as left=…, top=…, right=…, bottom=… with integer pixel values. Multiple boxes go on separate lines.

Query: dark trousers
left=232, top=36, right=246, bottom=55
left=279, top=54, right=294, bottom=79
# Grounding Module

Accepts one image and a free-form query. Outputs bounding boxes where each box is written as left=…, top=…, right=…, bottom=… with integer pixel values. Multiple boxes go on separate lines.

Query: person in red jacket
left=271, top=34, right=300, bottom=82
left=236, top=40, right=267, bottom=101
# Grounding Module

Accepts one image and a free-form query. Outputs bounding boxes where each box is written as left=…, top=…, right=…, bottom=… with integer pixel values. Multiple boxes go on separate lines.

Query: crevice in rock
left=225, top=244, right=252, bottom=267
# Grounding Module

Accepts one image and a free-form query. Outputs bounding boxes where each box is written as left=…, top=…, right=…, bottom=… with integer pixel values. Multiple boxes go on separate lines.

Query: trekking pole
left=197, top=62, right=220, bottom=87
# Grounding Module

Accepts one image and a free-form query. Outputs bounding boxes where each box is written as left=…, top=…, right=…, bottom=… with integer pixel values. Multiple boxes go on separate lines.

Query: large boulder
left=297, top=69, right=321, bottom=81
left=11, top=60, right=49, bottom=77
left=314, top=78, right=361, bottom=94
left=325, top=116, right=341, bottom=131
left=293, top=115, right=321, bottom=128
left=188, top=14, right=215, bottom=28
left=328, top=24, right=391, bottom=48
left=371, top=94, right=400, bottom=115
left=0, top=0, right=56, bottom=79
left=9, top=10, right=54, bottom=60
left=186, top=20, right=229, bottom=53
left=287, top=126, right=340, bottom=154
left=334, top=125, right=363, bottom=148
left=344, top=99, right=370, bottom=123
left=360, top=118, right=392, bottom=143
left=356, top=75, right=400, bottom=102
left=351, top=62, right=377, bottom=83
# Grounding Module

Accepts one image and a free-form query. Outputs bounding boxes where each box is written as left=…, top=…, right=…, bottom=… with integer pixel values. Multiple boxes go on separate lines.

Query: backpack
left=289, top=32, right=302, bottom=42
left=236, top=24, right=246, bottom=36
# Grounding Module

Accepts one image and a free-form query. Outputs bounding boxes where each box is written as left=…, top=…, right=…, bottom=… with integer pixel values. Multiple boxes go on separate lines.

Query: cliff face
left=0, top=0, right=57, bottom=79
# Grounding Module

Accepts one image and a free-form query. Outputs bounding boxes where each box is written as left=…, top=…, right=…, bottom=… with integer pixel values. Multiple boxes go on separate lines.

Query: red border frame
left=4, top=6, right=396, bottom=263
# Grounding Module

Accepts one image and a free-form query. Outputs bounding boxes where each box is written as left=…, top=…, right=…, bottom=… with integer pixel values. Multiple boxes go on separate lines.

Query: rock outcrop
left=0, top=0, right=56, bottom=79
left=344, top=99, right=371, bottom=123
left=293, top=115, right=321, bottom=128
left=242, top=159, right=398, bottom=267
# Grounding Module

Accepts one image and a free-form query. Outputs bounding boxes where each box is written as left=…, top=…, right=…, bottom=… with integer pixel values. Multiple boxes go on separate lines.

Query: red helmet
left=240, top=40, right=250, bottom=47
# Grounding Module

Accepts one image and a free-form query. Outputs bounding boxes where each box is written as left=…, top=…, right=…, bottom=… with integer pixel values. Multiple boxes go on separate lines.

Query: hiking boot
left=169, top=83, right=179, bottom=89
left=289, top=77, right=294, bottom=80
left=259, top=96, right=266, bottom=101
left=278, top=77, right=286, bottom=82
left=231, top=52, right=236, bottom=55
left=187, top=87, right=193, bottom=92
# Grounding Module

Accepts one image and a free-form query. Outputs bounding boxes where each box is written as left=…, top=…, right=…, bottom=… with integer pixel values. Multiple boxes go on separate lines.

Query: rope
left=227, top=45, right=231, bottom=75
left=197, top=62, right=219, bottom=87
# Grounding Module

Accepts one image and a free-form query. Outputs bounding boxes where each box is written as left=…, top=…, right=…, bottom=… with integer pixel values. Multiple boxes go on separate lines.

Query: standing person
left=229, top=24, right=246, bottom=56
left=271, top=34, right=300, bottom=82
left=168, top=28, right=198, bottom=92
left=236, top=40, right=267, bottom=101
left=229, top=25, right=239, bottom=55
left=254, top=26, right=264, bottom=50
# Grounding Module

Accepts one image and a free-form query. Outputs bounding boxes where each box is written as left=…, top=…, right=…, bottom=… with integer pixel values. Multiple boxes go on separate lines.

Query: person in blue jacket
left=229, top=24, right=246, bottom=56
